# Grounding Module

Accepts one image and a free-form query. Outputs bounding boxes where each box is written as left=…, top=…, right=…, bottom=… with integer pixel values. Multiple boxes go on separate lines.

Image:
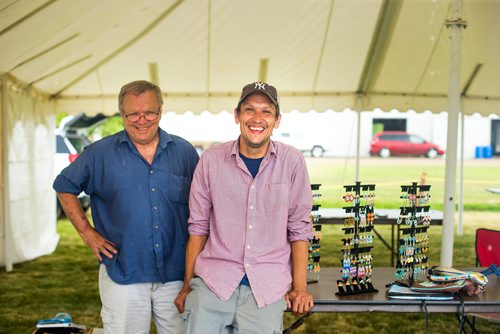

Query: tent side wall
left=0, top=77, right=59, bottom=270
left=1, top=78, right=5, bottom=267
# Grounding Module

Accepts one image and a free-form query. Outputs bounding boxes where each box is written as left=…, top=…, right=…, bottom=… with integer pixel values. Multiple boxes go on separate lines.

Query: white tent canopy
left=1, top=0, right=499, bottom=115
left=1, top=0, right=499, bottom=269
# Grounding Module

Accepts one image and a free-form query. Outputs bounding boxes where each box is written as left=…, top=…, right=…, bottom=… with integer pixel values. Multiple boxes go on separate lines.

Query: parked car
left=273, top=132, right=326, bottom=157
left=55, top=130, right=91, bottom=218
left=369, top=131, right=444, bottom=158
left=54, top=113, right=106, bottom=218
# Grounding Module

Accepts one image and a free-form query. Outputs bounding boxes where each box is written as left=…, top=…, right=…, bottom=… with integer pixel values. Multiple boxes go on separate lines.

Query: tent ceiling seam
left=461, top=63, right=482, bottom=97
left=0, top=1, right=18, bottom=14
left=0, top=0, right=57, bottom=37
left=413, top=2, right=449, bottom=95
left=53, top=0, right=185, bottom=96
left=258, top=59, right=269, bottom=82
left=206, top=0, right=212, bottom=108
left=312, top=0, right=335, bottom=93
left=30, top=55, right=91, bottom=85
left=356, top=0, right=402, bottom=95
left=63, top=90, right=494, bottom=99
left=8, top=33, right=80, bottom=72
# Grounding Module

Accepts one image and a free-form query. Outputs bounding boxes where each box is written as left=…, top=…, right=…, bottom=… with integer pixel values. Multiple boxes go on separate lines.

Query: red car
left=369, top=131, right=444, bottom=158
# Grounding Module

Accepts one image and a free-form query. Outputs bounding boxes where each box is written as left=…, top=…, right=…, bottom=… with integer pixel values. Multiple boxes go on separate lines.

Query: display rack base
left=307, top=272, right=319, bottom=284
left=335, top=280, right=378, bottom=296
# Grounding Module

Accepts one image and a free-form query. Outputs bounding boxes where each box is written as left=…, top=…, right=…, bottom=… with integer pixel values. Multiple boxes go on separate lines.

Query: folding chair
left=461, top=228, right=500, bottom=333
left=475, top=228, right=500, bottom=267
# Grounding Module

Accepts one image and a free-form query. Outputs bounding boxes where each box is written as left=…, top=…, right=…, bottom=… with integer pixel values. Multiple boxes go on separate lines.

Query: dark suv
left=369, top=131, right=444, bottom=158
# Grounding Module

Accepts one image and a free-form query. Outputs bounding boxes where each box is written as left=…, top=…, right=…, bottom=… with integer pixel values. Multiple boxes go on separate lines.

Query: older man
left=54, top=80, right=199, bottom=334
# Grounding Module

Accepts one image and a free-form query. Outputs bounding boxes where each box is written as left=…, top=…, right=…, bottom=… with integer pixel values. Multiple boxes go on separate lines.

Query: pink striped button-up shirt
left=188, top=139, right=313, bottom=308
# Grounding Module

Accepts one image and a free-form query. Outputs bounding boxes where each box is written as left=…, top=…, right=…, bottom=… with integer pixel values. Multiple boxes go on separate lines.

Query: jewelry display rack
left=394, top=182, right=432, bottom=286
left=336, top=181, right=378, bottom=296
left=307, top=184, right=322, bottom=283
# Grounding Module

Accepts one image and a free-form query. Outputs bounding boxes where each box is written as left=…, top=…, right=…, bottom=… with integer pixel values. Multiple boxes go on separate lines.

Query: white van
left=272, top=132, right=325, bottom=157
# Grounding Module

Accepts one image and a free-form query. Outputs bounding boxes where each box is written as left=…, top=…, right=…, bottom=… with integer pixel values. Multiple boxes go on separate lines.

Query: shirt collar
left=230, top=137, right=277, bottom=160
left=158, top=128, right=173, bottom=150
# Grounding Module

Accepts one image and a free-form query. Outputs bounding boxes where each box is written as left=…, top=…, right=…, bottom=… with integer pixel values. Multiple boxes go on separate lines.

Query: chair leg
left=456, top=313, right=482, bottom=334
left=283, top=312, right=313, bottom=333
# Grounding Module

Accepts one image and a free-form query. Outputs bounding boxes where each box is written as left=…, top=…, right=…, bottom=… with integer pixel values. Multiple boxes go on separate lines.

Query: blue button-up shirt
left=53, top=129, right=199, bottom=284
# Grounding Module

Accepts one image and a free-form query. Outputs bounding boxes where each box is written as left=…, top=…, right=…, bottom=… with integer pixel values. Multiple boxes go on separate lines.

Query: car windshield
left=409, top=135, right=425, bottom=144
left=67, top=135, right=90, bottom=153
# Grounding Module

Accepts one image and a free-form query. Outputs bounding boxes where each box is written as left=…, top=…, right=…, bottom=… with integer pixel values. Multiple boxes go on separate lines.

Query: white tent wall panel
left=0, top=86, right=58, bottom=269
left=0, top=81, right=4, bottom=267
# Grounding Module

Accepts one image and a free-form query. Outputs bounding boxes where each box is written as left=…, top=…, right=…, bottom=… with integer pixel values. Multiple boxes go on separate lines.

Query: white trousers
left=99, top=264, right=183, bottom=334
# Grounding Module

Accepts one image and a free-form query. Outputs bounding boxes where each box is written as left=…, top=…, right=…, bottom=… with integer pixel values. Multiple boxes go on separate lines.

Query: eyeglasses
left=122, top=110, right=160, bottom=122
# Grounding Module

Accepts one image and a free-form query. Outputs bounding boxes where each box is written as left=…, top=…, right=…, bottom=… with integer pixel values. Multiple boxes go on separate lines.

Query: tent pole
left=458, top=112, right=464, bottom=235
left=355, top=109, right=361, bottom=181
left=1, top=75, right=12, bottom=271
left=441, top=0, right=466, bottom=266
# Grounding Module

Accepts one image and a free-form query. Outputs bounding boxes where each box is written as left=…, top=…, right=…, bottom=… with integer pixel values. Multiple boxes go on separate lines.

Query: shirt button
left=155, top=244, right=159, bottom=247
left=247, top=245, right=251, bottom=249
left=155, top=225, right=159, bottom=229
left=251, top=185, right=255, bottom=189
left=153, top=206, right=158, bottom=210
left=249, top=205, right=254, bottom=210
left=150, top=170, right=154, bottom=174
left=248, top=225, right=252, bottom=229
left=245, top=264, right=250, bottom=267
left=151, top=188, right=156, bottom=192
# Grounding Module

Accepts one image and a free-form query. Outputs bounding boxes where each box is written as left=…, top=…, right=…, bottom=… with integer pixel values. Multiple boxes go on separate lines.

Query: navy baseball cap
left=237, top=81, right=279, bottom=112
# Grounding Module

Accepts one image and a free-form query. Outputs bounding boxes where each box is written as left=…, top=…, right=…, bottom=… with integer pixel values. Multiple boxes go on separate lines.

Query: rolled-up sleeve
left=188, top=155, right=212, bottom=236
left=53, top=148, right=93, bottom=195
left=287, top=153, right=313, bottom=242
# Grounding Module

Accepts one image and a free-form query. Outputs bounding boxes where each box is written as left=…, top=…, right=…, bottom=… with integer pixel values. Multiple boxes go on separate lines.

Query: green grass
left=0, top=221, right=100, bottom=333
left=307, top=157, right=500, bottom=211
left=0, top=157, right=499, bottom=333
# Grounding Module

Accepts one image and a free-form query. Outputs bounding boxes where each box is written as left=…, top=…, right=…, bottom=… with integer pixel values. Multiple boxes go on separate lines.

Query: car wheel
left=311, top=146, right=325, bottom=158
left=379, top=148, right=391, bottom=158
left=426, top=148, right=438, bottom=158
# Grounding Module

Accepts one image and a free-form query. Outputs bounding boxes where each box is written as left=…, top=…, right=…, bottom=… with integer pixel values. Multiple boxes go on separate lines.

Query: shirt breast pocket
left=160, top=172, right=190, bottom=204
left=264, top=183, right=290, bottom=210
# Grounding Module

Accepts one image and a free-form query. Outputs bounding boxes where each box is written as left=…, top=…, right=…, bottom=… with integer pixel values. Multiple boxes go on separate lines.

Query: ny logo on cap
left=254, top=82, right=267, bottom=90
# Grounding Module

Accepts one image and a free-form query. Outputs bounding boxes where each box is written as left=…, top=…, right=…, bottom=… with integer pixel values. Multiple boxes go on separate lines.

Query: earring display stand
left=394, top=182, right=431, bottom=286
left=307, top=184, right=322, bottom=284
left=336, top=181, right=378, bottom=296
